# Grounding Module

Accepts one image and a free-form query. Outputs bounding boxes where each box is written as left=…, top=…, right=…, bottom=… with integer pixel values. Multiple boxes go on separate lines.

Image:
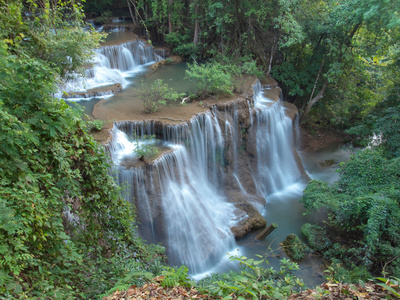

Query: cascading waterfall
left=97, top=40, right=160, bottom=71
left=251, top=82, right=301, bottom=198
left=107, top=80, right=304, bottom=276
left=58, top=38, right=164, bottom=97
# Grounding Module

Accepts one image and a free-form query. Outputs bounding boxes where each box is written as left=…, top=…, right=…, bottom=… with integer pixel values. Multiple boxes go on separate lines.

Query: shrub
left=300, top=149, right=400, bottom=276
left=198, top=254, right=304, bottom=299
left=185, top=62, right=233, bottom=98
left=160, top=266, right=194, bottom=288
left=301, top=223, right=331, bottom=252
left=137, top=79, right=185, bottom=113
left=86, top=119, right=104, bottom=132
left=131, top=134, right=159, bottom=162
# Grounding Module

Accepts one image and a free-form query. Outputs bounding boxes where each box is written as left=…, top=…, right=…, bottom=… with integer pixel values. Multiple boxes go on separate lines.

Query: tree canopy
left=91, top=0, right=399, bottom=129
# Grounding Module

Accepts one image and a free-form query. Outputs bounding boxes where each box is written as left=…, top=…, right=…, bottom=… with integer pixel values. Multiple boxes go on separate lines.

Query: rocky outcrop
left=146, top=55, right=182, bottom=77
left=62, top=83, right=122, bottom=99
left=231, top=203, right=267, bottom=239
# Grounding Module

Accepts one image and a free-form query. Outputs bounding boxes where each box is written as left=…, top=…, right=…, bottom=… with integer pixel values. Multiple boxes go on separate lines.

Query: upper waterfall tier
left=106, top=80, right=308, bottom=276
left=57, top=37, right=164, bottom=99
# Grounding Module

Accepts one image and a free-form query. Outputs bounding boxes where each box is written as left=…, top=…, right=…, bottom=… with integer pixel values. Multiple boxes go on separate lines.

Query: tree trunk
left=127, top=0, right=137, bottom=25
left=168, top=0, right=173, bottom=33
left=193, top=4, right=199, bottom=45
left=255, top=223, right=278, bottom=240
left=267, top=36, right=277, bottom=75
left=300, top=54, right=327, bottom=121
left=301, top=81, right=328, bottom=122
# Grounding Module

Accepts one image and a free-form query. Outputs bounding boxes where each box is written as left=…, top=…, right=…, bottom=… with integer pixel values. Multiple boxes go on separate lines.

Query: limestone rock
left=62, top=83, right=122, bottom=99
left=230, top=203, right=267, bottom=239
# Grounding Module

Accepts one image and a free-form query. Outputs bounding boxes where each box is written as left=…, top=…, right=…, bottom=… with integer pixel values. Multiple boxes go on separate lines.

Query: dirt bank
left=300, top=126, right=352, bottom=152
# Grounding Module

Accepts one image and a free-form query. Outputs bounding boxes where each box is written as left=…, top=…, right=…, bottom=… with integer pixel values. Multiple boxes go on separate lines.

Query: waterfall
left=58, top=38, right=163, bottom=98
left=107, top=81, right=303, bottom=276
left=251, top=82, right=301, bottom=198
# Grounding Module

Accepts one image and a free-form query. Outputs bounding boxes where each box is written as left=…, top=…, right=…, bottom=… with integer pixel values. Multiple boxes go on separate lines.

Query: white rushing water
left=58, top=38, right=163, bottom=99
left=107, top=81, right=304, bottom=276
left=252, top=82, right=301, bottom=198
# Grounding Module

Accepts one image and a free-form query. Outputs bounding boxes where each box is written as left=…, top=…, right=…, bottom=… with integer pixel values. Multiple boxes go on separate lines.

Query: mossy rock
left=318, top=159, right=336, bottom=167
left=281, top=234, right=309, bottom=262
left=301, top=223, right=331, bottom=252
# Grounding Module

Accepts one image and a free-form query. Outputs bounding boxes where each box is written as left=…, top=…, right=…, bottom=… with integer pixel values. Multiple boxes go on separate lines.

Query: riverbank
left=300, top=126, right=352, bottom=152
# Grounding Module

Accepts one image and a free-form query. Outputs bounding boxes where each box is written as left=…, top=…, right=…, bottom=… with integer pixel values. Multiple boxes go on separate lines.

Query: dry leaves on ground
left=105, top=278, right=398, bottom=300
left=103, top=276, right=211, bottom=300
left=289, top=281, right=397, bottom=299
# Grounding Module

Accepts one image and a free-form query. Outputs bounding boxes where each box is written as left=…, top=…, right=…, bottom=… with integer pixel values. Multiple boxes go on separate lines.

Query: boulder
left=318, top=159, right=336, bottom=168
left=230, top=203, right=267, bottom=239
left=281, top=234, right=309, bottom=262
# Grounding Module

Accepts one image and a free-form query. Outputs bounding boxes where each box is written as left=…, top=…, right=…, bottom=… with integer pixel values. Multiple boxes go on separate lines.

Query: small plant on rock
left=131, top=134, right=159, bottom=162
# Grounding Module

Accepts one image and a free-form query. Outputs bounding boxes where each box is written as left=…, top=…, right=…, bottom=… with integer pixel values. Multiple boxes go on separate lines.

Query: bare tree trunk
left=127, top=0, right=137, bottom=25
left=309, top=55, right=326, bottom=103
left=168, top=0, right=173, bottom=33
left=300, top=54, right=327, bottom=121
left=193, top=4, right=199, bottom=45
left=267, top=36, right=277, bottom=75
left=301, top=81, right=328, bottom=121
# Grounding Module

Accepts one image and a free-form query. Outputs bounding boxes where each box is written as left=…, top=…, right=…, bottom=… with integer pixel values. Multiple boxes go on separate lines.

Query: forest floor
left=104, top=276, right=396, bottom=299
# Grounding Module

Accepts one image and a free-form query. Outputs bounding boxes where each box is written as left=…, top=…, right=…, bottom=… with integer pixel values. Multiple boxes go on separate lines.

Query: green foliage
left=97, top=11, right=113, bottom=24
left=375, top=277, right=400, bottom=298
left=0, top=2, right=166, bottom=297
left=198, top=254, right=304, bottom=299
left=185, top=62, right=233, bottom=99
left=347, top=97, right=400, bottom=157
left=165, top=31, right=200, bottom=58
left=0, top=0, right=103, bottom=79
left=300, top=180, right=337, bottom=214
left=212, top=57, right=265, bottom=93
left=300, top=148, right=400, bottom=277
left=324, top=260, right=371, bottom=284
left=160, top=266, right=194, bottom=288
left=301, top=224, right=331, bottom=252
left=86, top=119, right=105, bottom=132
left=137, top=79, right=185, bottom=113
left=82, top=0, right=113, bottom=17
left=271, top=0, right=400, bottom=128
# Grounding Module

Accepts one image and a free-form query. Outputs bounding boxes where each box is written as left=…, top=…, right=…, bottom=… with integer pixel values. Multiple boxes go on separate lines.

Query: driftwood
left=255, top=223, right=278, bottom=240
